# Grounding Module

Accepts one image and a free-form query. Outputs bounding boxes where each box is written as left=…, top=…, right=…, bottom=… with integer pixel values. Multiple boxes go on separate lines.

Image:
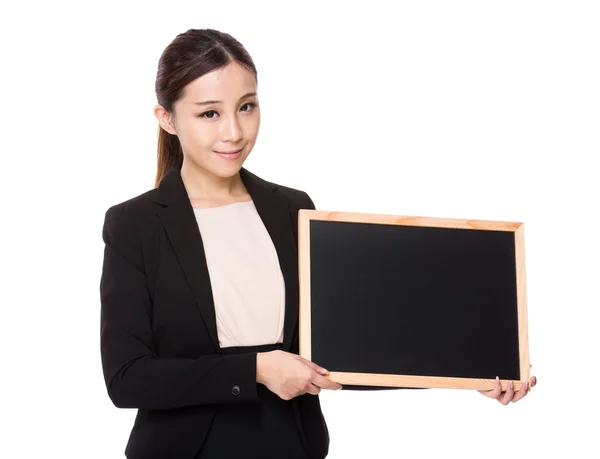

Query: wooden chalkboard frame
left=298, top=210, right=530, bottom=391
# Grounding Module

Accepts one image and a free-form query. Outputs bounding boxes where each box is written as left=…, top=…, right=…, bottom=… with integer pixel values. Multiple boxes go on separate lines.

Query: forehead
left=182, top=62, right=257, bottom=101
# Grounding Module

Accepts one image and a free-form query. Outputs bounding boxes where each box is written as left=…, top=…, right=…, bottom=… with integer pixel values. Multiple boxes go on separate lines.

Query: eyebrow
left=194, top=92, right=258, bottom=106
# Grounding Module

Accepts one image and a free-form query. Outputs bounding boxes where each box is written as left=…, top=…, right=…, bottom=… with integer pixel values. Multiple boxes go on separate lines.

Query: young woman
left=100, top=28, right=536, bottom=459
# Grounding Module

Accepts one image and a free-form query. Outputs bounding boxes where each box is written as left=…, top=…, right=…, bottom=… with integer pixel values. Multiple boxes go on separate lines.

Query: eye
left=199, top=110, right=218, bottom=119
left=241, top=102, right=257, bottom=112
left=198, top=103, right=257, bottom=119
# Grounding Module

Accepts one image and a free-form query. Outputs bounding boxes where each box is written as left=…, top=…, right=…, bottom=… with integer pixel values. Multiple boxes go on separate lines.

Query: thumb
left=298, top=356, right=329, bottom=375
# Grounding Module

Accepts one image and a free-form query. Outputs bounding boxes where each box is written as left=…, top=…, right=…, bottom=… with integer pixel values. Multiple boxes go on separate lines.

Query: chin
left=185, top=152, right=249, bottom=179
left=212, top=169, right=241, bottom=179
left=210, top=160, right=246, bottom=178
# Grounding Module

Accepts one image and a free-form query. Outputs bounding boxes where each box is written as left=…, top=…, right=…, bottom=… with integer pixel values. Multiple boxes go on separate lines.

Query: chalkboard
left=298, top=210, right=530, bottom=391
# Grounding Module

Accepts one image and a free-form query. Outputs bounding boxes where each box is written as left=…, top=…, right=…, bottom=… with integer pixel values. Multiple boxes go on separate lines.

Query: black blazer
left=99, top=167, right=329, bottom=459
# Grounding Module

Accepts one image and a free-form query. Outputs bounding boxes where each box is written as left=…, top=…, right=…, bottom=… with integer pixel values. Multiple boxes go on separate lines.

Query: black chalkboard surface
left=298, top=210, right=530, bottom=391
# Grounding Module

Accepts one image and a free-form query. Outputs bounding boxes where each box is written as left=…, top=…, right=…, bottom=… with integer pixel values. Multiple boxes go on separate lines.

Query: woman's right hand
left=256, top=350, right=342, bottom=400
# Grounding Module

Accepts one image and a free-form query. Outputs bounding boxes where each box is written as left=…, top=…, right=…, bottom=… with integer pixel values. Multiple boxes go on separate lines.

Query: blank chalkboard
left=298, top=210, right=530, bottom=391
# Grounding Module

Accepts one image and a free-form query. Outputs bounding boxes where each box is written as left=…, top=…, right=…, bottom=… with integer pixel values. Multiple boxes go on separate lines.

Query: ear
left=154, top=104, right=177, bottom=135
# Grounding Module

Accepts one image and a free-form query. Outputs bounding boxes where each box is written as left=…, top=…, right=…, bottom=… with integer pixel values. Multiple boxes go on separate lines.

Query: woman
left=100, top=28, right=536, bottom=459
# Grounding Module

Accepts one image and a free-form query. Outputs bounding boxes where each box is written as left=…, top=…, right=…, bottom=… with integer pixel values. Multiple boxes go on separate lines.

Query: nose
left=220, top=114, right=243, bottom=143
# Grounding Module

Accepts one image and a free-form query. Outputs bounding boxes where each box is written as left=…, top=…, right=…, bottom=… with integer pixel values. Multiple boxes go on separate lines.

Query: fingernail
left=509, top=381, right=514, bottom=390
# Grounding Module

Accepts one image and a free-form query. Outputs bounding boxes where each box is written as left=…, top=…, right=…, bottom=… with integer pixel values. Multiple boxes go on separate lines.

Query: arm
left=100, top=205, right=259, bottom=411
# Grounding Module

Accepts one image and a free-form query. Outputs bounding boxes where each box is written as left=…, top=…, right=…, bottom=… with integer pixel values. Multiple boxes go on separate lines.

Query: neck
left=180, top=160, right=246, bottom=200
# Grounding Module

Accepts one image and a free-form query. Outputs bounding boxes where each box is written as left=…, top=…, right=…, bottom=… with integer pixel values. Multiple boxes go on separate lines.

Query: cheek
left=243, top=115, right=260, bottom=141
left=180, top=121, right=215, bottom=150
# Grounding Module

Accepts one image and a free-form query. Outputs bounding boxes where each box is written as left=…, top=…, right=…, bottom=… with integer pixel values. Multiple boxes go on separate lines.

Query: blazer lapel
left=240, top=168, right=300, bottom=352
left=153, top=167, right=300, bottom=353
left=153, top=170, right=221, bottom=352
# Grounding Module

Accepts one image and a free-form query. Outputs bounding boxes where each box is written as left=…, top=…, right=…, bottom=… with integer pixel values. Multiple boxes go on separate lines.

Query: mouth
left=215, top=148, right=244, bottom=160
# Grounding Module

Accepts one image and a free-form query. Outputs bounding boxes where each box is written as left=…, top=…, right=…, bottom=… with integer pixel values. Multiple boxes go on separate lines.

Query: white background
left=2, top=1, right=599, bottom=458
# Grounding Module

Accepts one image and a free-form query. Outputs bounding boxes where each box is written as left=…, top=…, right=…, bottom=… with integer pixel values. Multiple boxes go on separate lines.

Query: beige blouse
left=193, top=200, right=286, bottom=348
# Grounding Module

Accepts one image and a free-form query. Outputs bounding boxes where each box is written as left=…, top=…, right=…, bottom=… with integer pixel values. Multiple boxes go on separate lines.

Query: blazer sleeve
left=299, top=192, right=425, bottom=392
left=100, top=205, right=260, bottom=410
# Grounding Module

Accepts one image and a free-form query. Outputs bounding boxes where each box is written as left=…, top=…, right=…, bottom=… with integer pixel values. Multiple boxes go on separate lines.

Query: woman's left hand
left=478, top=375, right=537, bottom=405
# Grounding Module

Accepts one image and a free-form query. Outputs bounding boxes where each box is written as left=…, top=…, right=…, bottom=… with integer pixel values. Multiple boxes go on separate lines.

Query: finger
left=530, top=376, right=537, bottom=388
left=298, top=356, right=329, bottom=375
left=312, top=373, right=342, bottom=390
left=306, top=383, right=321, bottom=396
left=499, top=381, right=515, bottom=405
left=479, top=376, right=502, bottom=398
left=311, top=372, right=343, bottom=390
left=511, top=380, right=529, bottom=403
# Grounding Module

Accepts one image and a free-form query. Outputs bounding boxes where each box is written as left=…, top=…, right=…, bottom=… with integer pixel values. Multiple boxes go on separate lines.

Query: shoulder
left=103, top=188, right=157, bottom=230
left=244, top=169, right=316, bottom=210
left=101, top=188, right=158, bottom=268
left=274, top=183, right=315, bottom=210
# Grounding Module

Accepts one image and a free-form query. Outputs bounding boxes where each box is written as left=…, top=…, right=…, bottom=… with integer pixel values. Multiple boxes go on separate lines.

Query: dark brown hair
left=154, top=29, right=258, bottom=188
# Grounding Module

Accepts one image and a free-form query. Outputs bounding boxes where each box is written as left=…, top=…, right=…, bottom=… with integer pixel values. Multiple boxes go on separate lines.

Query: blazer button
left=232, top=385, right=241, bottom=396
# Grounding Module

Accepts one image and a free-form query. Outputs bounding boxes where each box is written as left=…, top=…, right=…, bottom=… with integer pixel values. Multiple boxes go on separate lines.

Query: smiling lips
left=215, top=148, right=243, bottom=159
